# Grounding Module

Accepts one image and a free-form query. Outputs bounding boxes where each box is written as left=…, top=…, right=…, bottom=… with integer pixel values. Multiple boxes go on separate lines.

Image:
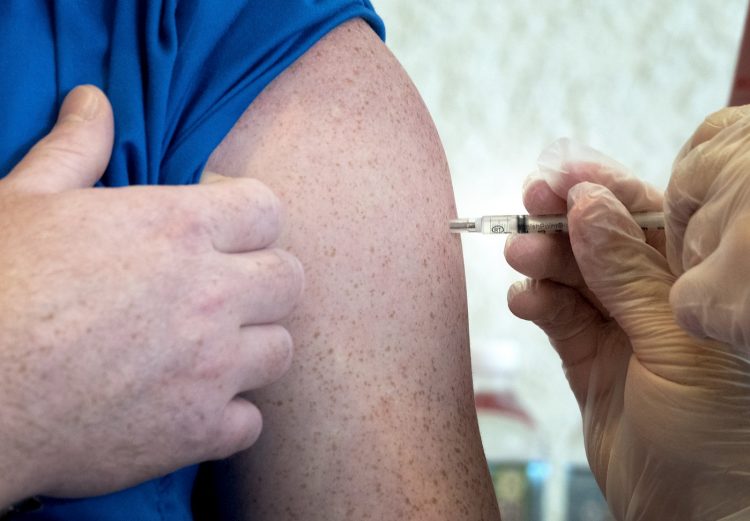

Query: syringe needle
left=449, top=212, right=665, bottom=234
left=449, top=219, right=477, bottom=232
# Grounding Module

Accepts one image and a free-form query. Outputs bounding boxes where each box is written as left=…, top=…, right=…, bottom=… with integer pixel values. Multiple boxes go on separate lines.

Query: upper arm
left=203, top=19, right=499, bottom=520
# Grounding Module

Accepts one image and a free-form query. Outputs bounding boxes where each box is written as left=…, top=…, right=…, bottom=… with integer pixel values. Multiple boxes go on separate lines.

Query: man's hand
left=0, top=86, right=304, bottom=507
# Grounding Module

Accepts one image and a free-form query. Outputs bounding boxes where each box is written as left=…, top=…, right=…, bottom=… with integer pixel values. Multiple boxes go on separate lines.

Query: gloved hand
left=505, top=139, right=750, bottom=521
left=667, top=105, right=750, bottom=347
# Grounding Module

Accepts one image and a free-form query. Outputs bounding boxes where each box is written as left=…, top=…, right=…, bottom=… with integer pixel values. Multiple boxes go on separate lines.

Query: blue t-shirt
left=0, top=1, right=384, bottom=520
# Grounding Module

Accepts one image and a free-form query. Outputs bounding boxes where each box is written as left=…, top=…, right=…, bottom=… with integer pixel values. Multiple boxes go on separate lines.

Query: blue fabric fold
left=0, top=1, right=384, bottom=519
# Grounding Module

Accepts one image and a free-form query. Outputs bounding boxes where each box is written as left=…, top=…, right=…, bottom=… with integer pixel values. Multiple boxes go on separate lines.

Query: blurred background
left=372, top=1, right=747, bottom=520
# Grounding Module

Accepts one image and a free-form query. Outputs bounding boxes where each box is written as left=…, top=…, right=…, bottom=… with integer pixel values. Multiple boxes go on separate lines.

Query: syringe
left=449, top=212, right=664, bottom=234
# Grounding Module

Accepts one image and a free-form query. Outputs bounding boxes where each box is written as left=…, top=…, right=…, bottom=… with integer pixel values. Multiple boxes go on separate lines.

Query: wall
left=371, top=1, right=746, bottom=519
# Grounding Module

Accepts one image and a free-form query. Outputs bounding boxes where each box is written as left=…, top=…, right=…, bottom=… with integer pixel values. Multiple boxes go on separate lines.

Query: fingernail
left=199, top=171, right=227, bottom=184
left=59, top=86, right=99, bottom=123
left=537, top=139, right=566, bottom=175
left=507, top=280, right=527, bottom=301
left=522, top=172, right=544, bottom=192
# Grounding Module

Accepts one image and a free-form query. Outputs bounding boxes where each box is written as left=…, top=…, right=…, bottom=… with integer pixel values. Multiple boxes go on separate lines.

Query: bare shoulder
left=204, top=17, right=498, bottom=521
left=207, top=17, right=463, bottom=325
left=208, top=17, right=448, bottom=203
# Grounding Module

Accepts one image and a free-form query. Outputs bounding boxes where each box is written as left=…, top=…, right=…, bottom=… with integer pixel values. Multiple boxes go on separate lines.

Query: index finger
left=522, top=174, right=567, bottom=215
left=536, top=139, right=663, bottom=213
left=192, top=176, right=283, bottom=253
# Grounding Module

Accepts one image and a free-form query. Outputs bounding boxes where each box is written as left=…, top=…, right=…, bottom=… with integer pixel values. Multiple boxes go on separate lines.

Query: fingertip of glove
left=536, top=138, right=571, bottom=172
left=567, top=183, right=646, bottom=249
left=522, top=175, right=566, bottom=215
left=522, top=172, right=546, bottom=194
left=567, top=181, right=611, bottom=209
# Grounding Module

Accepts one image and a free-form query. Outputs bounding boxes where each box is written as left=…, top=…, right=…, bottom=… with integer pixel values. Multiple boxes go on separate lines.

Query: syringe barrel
left=479, top=215, right=566, bottom=234
left=523, top=215, right=566, bottom=233
left=478, top=215, right=517, bottom=234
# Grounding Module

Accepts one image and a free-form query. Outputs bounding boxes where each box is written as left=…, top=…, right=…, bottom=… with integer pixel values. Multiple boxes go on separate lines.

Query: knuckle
left=211, top=440, right=239, bottom=461
left=213, top=406, right=263, bottom=459
left=264, top=326, right=294, bottom=376
left=243, top=177, right=279, bottom=205
left=209, top=433, right=238, bottom=461
left=236, top=178, right=283, bottom=219
left=156, top=198, right=210, bottom=246
left=268, top=249, right=305, bottom=302
left=242, top=325, right=294, bottom=386
left=539, top=288, right=579, bottom=328
left=175, top=403, right=219, bottom=450
left=188, top=284, right=231, bottom=320
left=669, top=285, right=708, bottom=339
left=282, top=249, right=305, bottom=284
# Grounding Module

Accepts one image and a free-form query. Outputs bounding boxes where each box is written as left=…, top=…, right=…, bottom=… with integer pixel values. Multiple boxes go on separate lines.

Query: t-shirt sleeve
left=108, top=0, right=385, bottom=187
left=0, top=2, right=383, bottom=518
left=147, top=0, right=385, bottom=184
left=0, top=0, right=384, bottom=187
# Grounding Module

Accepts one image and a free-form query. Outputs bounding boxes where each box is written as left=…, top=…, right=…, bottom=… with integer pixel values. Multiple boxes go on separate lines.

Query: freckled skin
left=197, top=20, right=501, bottom=521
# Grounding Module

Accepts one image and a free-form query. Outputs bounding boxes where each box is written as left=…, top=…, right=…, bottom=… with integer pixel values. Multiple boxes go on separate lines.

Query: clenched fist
left=0, top=86, right=304, bottom=507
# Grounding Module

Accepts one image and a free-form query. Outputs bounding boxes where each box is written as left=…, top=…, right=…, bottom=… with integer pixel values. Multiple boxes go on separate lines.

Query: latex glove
left=0, top=86, right=304, bottom=507
left=666, top=105, right=750, bottom=347
left=505, top=139, right=750, bottom=520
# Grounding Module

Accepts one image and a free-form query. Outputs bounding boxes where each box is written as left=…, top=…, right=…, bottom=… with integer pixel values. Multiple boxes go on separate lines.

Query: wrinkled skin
left=505, top=139, right=750, bottom=520
left=0, top=86, right=303, bottom=507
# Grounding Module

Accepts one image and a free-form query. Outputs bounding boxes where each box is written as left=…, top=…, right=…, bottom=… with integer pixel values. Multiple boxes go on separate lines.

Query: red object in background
left=730, top=3, right=750, bottom=106
left=475, top=391, right=535, bottom=428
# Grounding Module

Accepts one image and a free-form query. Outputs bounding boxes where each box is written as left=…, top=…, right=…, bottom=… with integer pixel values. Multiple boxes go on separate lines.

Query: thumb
left=567, top=183, right=692, bottom=373
left=5, top=85, right=114, bottom=193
